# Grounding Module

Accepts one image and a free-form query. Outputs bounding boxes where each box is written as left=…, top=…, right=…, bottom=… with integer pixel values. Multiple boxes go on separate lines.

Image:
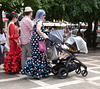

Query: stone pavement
left=0, top=49, right=100, bottom=89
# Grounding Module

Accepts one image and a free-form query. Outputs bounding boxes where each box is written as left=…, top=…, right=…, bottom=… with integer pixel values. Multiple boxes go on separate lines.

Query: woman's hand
left=14, top=39, right=18, bottom=43
left=42, top=33, right=48, bottom=39
left=14, top=39, right=21, bottom=47
left=17, top=39, right=21, bottom=47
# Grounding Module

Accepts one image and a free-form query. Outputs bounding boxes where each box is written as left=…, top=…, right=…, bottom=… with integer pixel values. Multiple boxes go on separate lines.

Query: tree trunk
left=0, top=4, right=3, bottom=34
left=93, top=20, right=98, bottom=47
left=87, top=22, right=92, bottom=47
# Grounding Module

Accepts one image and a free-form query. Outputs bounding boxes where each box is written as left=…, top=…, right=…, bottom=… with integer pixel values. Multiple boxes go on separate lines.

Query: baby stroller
left=46, top=30, right=88, bottom=79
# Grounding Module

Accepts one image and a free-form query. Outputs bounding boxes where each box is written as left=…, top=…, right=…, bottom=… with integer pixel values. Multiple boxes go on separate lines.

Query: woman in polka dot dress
left=20, top=9, right=52, bottom=79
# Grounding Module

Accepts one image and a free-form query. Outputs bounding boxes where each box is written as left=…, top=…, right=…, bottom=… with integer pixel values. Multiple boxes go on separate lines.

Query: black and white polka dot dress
left=20, top=20, right=52, bottom=79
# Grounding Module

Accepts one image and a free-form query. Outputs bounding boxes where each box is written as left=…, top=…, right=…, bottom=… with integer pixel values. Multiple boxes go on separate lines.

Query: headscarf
left=35, top=9, right=46, bottom=21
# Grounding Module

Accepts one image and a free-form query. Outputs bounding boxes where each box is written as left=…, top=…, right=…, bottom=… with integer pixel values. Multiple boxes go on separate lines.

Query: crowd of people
left=0, top=6, right=87, bottom=79
left=0, top=6, right=52, bottom=79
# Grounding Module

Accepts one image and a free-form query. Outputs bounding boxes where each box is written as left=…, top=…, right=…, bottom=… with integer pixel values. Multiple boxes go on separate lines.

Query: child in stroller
left=46, top=36, right=88, bottom=79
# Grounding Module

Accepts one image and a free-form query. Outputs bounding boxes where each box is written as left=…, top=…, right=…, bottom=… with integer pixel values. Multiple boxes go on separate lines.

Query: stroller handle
left=46, top=38, right=64, bottom=44
left=46, top=38, right=53, bottom=42
left=46, top=38, right=56, bottom=44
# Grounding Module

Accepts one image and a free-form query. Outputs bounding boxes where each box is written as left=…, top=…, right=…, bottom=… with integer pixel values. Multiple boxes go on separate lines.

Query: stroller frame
left=47, top=39, right=88, bottom=79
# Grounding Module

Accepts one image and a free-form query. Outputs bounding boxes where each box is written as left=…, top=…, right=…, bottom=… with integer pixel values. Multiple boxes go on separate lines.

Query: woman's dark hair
left=6, top=12, right=18, bottom=21
left=15, top=20, right=19, bottom=27
left=18, top=15, right=23, bottom=21
left=25, top=12, right=32, bottom=16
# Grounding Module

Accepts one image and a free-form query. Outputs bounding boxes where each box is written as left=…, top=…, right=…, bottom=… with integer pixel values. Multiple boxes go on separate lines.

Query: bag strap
left=36, top=20, right=41, bottom=25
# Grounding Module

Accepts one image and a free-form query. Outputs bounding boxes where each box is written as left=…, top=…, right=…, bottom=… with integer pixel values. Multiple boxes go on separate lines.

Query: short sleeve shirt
left=20, top=16, right=33, bottom=44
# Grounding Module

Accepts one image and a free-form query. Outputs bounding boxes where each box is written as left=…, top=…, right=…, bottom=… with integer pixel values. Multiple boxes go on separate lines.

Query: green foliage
left=23, top=0, right=42, bottom=18
left=64, top=0, right=100, bottom=23
left=45, top=0, right=66, bottom=21
left=23, top=0, right=54, bottom=19
left=0, top=0, right=99, bottom=22
left=0, top=0, right=24, bottom=34
left=0, top=0, right=24, bottom=13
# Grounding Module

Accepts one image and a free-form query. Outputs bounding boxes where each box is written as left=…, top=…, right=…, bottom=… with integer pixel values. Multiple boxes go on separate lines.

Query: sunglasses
left=43, top=14, right=46, bottom=16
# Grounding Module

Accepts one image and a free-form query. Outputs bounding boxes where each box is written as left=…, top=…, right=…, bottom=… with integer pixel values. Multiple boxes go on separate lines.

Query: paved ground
left=0, top=48, right=100, bottom=89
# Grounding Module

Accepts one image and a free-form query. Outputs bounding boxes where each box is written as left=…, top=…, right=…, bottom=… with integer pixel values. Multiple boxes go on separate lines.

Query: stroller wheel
left=52, top=66, right=58, bottom=75
left=81, top=70, right=88, bottom=77
left=75, top=68, right=81, bottom=74
left=58, top=68, right=68, bottom=79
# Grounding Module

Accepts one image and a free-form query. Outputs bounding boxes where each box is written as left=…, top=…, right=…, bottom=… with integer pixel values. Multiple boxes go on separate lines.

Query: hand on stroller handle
left=46, top=38, right=64, bottom=45
left=46, top=38, right=56, bottom=45
left=46, top=38, right=53, bottom=43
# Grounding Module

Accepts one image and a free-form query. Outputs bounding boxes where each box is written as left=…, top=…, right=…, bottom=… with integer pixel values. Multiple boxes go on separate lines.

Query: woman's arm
left=9, top=24, right=19, bottom=42
left=36, top=21, right=48, bottom=39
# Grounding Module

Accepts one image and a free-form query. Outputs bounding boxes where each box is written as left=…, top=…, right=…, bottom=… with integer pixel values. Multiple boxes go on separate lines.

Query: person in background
left=3, top=12, right=22, bottom=73
left=20, top=7, right=33, bottom=68
left=49, top=27, right=53, bottom=32
left=0, top=28, right=6, bottom=53
left=69, top=26, right=73, bottom=36
left=0, top=28, right=6, bottom=65
left=0, top=44, right=4, bottom=65
left=44, top=27, right=52, bottom=35
left=20, top=9, right=52, bottom=79
left=3, top=26, right=10, bottom=53
left=77, top=26, right=83, bottom=38
left=18, top=15, right=23, bottom=37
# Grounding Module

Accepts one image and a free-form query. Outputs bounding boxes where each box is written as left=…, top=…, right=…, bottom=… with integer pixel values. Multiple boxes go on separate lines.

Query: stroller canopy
left=65, top=36, right=88, bottom=53
left=48, top=29, right=64, bottom=44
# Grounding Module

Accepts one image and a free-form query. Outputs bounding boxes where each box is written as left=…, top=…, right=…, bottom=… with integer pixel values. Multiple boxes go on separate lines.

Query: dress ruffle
left=20, top=58, right=52, bottom=79
left=9, top=34, right=19, bottom=40
left=3, top=47, right=22, bottom=72
left=20, top=20, right=52, bottom=79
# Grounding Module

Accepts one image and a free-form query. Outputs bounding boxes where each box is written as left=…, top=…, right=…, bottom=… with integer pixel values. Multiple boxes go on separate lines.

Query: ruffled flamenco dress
left=20, top=20, right=52, bottom=79
left=3, top=23, right=22, bottom=73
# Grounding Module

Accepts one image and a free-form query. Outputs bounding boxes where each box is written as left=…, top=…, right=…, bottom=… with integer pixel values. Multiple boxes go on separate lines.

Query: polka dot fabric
left=20, top=20, right=52, bottom=79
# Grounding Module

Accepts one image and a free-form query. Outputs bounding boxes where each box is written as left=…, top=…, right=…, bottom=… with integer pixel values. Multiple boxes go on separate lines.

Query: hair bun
left=6, top=14, right=10, bottom=19
left=6, top=13, right=14, bottom=21
left=6, top=12, right=18, bottom=21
